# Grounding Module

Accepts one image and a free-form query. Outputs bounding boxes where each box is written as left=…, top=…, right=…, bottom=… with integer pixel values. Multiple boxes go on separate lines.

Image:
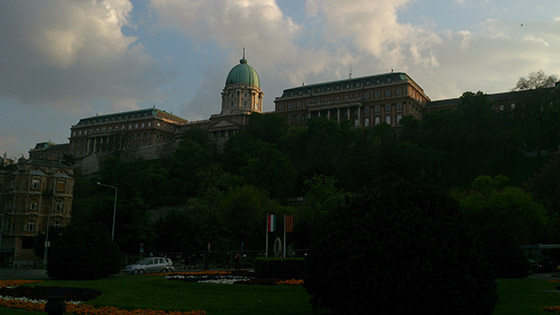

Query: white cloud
left=0, top=0, right=166, bottom=112
left=524, top=34, right=550, bottom=47
left=305, top=0, right=441, bottom=67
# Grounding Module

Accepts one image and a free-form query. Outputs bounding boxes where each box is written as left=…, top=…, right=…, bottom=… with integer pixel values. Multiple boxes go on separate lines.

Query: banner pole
left=283, top=214, right=286, bottom=258
left=265, top=213, right=269, bottom=258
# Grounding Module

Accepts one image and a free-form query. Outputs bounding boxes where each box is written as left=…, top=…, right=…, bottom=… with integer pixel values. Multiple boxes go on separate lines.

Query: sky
left=1, top=0, right=559, bottom=159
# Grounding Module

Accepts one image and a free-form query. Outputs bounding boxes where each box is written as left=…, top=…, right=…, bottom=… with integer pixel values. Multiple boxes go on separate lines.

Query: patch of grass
left=28, top=275, right=316, bottom=314
left=494, top=278, right=560, bottom=314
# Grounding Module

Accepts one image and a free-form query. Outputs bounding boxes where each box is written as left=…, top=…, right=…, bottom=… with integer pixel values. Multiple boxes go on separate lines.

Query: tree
left=512, top=73, right=560, bottom=156
left=47, top=222, right=122, bottom=280
left=218, top=185, right=283, bottom=248
left=452, top=175, right=550, bottom=277
left=305, top=175, right=497, bottom=314
left=513, top=70, right=558, bottom=91
left=246, top=112, right=287, bottom=144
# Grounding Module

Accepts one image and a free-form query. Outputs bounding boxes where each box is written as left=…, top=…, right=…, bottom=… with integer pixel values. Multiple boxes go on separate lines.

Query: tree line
left=66, top=71, right=560, bottom=266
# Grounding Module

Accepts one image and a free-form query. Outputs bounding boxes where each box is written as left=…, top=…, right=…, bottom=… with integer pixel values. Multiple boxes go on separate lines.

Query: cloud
left=0, top=0, right=167, bottom=112
left=305, top=0, right=441, bottom=67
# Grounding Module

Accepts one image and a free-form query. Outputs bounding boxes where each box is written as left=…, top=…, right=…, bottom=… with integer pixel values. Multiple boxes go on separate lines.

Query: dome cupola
left=225, top=53, right=260, bottom=87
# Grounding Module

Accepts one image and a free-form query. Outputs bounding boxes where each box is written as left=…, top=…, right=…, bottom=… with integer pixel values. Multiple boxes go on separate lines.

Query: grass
left=2, top=275, right=560, bottom=314
left=494, top=278, right=560, bottom=314
left=0, top=274, right=316, bottom=314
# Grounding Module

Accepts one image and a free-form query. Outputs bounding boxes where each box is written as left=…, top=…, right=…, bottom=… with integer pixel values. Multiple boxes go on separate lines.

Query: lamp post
left=43, top=209, right=51, bottom=266
left=97, top=182, right=117, bottom=240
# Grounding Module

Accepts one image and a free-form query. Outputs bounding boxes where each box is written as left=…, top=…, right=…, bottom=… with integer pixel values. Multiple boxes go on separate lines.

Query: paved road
left=528, top=272, right=560, bottom=280
left=0, top=268, right=49, bottom=280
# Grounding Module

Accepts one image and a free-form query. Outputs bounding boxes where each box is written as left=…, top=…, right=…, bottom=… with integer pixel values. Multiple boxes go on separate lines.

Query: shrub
left=254, top=258, right=305, bottom=279
left=304, top=175, right=497, bottom=314
left=47, top=222, right=123, bottom=280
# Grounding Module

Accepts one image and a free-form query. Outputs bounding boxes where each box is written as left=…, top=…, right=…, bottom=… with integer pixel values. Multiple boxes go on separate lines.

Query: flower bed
left=0, top=280, right=42, bottom=288
left=0, top=279, right=206, bottom=315
left=166, top=270, right=253, bottom=285
left=165, top=270, right=303, bottom=286
left=0, top=286, right=101, bottom=301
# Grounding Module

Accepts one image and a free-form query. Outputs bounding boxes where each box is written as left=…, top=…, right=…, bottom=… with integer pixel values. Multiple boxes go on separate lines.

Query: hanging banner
left=267, top=214, right=276, bottom=232
left=285, top=215, right=294, bottom=233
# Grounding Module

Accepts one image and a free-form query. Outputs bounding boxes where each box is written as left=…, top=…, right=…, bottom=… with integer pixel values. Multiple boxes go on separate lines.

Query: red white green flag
left=267, top=214, right=276, bottom=232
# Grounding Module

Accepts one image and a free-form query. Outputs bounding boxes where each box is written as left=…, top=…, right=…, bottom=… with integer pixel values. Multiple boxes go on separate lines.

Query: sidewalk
left=0, top=268, right=49, bottom=279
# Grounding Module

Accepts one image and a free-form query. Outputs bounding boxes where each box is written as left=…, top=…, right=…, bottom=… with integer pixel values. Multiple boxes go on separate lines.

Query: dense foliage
left=304, top=175, right=498, bottom=314
left=47, top=223, right=123, bottom=280
left=254, top=258, right=305, bottom=280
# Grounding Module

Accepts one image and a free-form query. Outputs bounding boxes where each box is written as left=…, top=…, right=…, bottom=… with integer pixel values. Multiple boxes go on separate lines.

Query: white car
left=124, top=257, right=174, bottom=274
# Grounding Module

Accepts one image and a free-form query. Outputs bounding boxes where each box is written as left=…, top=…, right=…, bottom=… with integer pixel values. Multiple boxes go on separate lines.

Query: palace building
left=29, top=54, right=540, bottom=166
left=68, top=108, right=189, bottom=159
left=208, top=54, right=264, bottom=144
left=274, top=72, right=430, bottom=127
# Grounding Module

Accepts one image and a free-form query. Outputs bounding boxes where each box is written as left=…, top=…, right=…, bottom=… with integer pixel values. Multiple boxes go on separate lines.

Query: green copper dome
left=225, top=57, right=260, bottom=87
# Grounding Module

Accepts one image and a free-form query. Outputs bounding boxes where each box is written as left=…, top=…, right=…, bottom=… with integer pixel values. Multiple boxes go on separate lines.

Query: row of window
left=6, top=178, right=66, bottom=193
left=79, top=111, right=154, bottom=125
left=287, top=113, right=404, bottom=126
left=280, top=102, right=406, bottom=113
left=24, top=218, right=62, bottom=232
left=72, top=121, right=174, bottom=137
left=4, top=199, right=67, bottom=212
left=279, top=91, right=407, bottom=110
left=287, top=77, right=401, bottom=97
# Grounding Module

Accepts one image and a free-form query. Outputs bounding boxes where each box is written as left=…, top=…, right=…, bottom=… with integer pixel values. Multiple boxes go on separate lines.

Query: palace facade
left=274, top=72, right=430, bottom=127
left=29, top=55, right=542, bottom=165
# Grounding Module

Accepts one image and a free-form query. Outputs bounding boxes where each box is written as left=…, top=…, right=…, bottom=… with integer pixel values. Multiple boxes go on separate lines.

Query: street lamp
left=97, top=182, right=118, bottom=240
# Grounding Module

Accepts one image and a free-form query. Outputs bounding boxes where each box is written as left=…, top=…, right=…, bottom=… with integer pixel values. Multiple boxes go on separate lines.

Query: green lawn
left=1, top=275, right=560, bottom=314
left=494, top=278, right=560, bottom=314
left=0, top=275, right=316, bottom=314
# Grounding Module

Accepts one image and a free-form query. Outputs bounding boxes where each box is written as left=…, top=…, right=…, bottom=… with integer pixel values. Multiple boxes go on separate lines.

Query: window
left=397, top=103, right=402, bottom=110
left=354, top=119, right=359, bottom=127
left=385, top=105, right=391, bottom=111
left=27, top=219, right=36, bottom=231
left=396, top=88, right=402, bottom=95
left=141, top=123, right=145, bottom=128
left=365, top=92, right=370, bottom=99
left=30, top=202, right=38, bottom=210
left=364, top=107, right=370, bottom=114
left=364, top=118, right=370, bottom=127
left=385, top=90, right=391, bottom=97
left=56, top=201, right=64, bottom=212
left=375, top=106, right=380, bottom=113
left=31, top=178, right=40, bottom=190
left=397, top=115, right=403, bottom=124
left=375, top=117, right=380, bottom=125
left=386, top=116, right=391, bottom=125
left=56, top=180, right=65, bottom=193
left=375, top=91, right=380, bottom=98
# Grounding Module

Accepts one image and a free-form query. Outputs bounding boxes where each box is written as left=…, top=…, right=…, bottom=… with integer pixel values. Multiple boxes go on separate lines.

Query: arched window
left=364, top=118, right=370, bottom=127
left=375, top=117, right=380, bottom=125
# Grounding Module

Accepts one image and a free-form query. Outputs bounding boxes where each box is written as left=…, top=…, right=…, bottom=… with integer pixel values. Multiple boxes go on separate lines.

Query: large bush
left=47, top=223, right=123, bottom=280
left=304, top=175, right=497, bottom=314
left=254, top=258, right=305, bottom=279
